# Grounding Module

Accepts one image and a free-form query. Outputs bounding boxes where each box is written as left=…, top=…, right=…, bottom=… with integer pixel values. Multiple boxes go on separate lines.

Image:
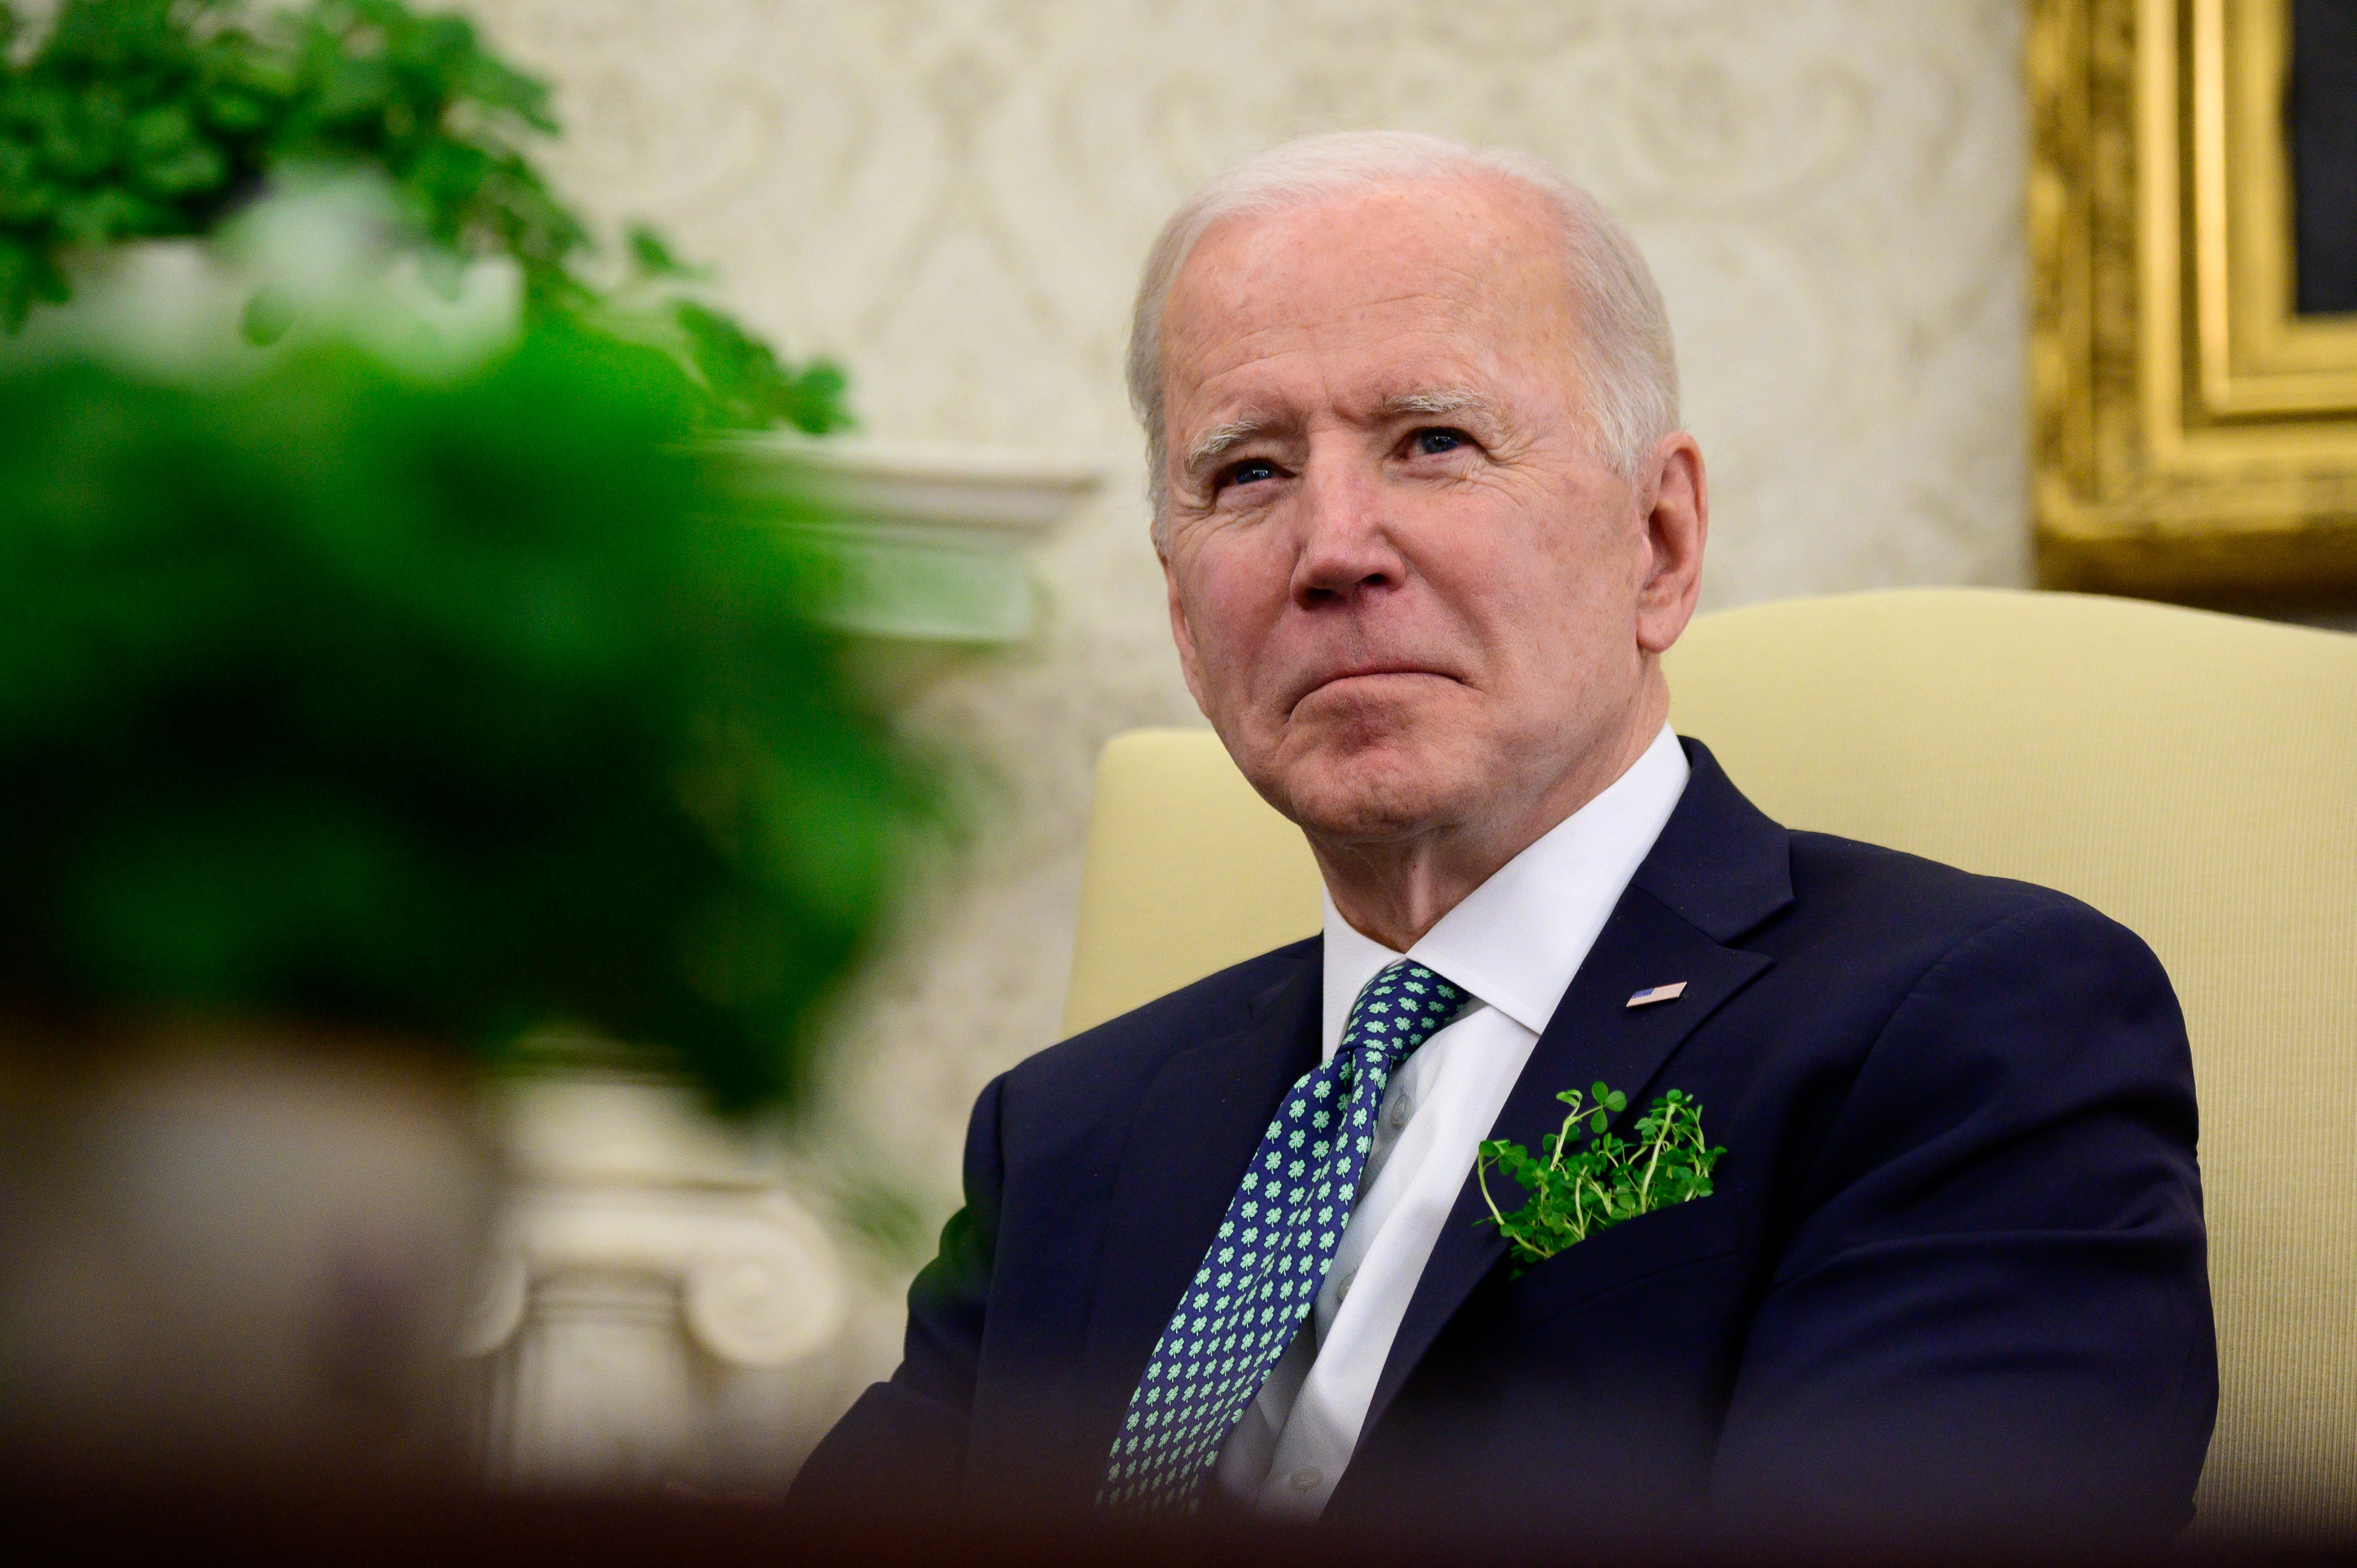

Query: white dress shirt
left=1214, top=723, right=1690, bottom=1521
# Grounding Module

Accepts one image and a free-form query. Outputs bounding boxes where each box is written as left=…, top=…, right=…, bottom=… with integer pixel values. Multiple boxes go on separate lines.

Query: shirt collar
left=1319, top=723, right=1690, bottom=1056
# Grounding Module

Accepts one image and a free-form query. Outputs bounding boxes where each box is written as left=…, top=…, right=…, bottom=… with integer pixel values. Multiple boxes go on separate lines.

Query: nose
left=1287, top=454, right=1406, bottom=610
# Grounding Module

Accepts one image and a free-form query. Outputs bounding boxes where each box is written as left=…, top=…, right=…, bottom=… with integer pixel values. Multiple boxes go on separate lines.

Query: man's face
left=1157, top=175, right=1694, bottom=849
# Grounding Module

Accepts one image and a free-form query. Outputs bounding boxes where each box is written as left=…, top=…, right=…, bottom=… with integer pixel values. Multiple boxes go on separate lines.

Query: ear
left=1634, top=433, right=1707, bottom=656
left=1162, top=546, right=1215, bottom=719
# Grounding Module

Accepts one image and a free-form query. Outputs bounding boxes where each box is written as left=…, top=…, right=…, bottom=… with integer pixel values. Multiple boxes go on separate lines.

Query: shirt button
left=1386, top=1097, right=1412, bottom=1131
left=1334, top=1269, right=1355, bottom=1303
left=1288, top=1466, right=1324, bottom=1494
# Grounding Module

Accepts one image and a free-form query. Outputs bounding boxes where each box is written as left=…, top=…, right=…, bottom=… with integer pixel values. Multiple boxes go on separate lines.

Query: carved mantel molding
left=464, top=1074, right=851, bottom=1488
left=722, top=434, right=1104, bottom=644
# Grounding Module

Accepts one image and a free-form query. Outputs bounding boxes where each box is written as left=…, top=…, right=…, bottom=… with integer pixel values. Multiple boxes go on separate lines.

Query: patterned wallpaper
left=466, top=0, right=2032, bottom=1401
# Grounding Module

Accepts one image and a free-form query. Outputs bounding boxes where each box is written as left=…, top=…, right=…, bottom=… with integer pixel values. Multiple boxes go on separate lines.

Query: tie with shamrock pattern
left=1098, top=958, right=1470, bottom=1513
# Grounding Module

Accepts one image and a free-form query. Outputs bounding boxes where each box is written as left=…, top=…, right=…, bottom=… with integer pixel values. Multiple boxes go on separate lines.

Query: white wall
left=467, top=0, right=2031, bottom=1404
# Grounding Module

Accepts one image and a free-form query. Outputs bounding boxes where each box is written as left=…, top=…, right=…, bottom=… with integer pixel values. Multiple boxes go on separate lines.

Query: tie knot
left=1343, top=958, right=1468, bottom=1065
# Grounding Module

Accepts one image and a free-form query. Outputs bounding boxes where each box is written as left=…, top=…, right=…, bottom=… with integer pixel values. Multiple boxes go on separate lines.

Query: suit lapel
left=1076, top=944, right=1322, bottom=1443
left=1360, top=740, right=1793, bottom=1436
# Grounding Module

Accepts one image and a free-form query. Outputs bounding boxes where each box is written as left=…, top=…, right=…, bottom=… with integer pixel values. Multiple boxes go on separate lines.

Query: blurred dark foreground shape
left=0, top=281, right=929, bottom=1482
left=9, top=1481, right=2357, bottom=1568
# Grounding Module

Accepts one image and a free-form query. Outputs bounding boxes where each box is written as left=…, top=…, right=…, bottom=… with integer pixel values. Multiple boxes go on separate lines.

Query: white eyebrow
left=1180, top=389, right=1497, bottom=480
left=1374, top=387, right=1495, bottom=422
left=1182, top=416, right=1272, bottom=477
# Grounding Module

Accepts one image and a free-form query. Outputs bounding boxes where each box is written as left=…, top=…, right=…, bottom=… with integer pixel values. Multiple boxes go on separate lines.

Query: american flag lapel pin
left=1625, top=981, right=1688, bottom=1008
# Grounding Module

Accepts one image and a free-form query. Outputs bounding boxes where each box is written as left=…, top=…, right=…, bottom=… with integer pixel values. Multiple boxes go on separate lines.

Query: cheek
left=1172, top=534, right=1290, bottom=674
left=1432, top=504, right=1637, bottom=676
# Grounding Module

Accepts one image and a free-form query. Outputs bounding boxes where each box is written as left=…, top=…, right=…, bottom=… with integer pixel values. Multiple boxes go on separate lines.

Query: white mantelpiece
left=463, top=1074, right=849, bottom=1491
left=463, top=440, right=1100, bottom=1490
left=720, top=436, right=1104, bottom=644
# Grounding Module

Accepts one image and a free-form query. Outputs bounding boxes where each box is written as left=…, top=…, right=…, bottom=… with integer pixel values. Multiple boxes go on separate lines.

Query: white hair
left=1128, top=131, right=1680, bottom=548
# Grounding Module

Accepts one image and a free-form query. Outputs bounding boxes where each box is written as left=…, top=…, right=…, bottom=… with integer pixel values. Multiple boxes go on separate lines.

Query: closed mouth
left=1290, top=664, right=1455, bottom=713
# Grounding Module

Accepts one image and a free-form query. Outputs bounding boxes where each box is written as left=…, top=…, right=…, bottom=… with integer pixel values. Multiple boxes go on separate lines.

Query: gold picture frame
left=2030, top=0, right=2357, bottom=604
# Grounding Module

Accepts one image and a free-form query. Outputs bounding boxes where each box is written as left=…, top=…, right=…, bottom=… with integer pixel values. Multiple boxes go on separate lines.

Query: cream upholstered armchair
left=1062, top=587, right=2357, bottom=1540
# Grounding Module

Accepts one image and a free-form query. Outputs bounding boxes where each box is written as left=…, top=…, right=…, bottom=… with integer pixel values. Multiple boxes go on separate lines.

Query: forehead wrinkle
left=1164, top=176, right=1582, bottom=379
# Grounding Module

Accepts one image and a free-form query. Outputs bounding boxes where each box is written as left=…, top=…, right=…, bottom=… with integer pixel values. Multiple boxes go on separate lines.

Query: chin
left=1252, top=728, right=1481, bottom=844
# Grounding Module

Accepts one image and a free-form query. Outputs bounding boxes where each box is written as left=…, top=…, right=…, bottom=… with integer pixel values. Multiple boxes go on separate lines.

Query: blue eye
left=1414, top=428, right=1465, bottom=456
left=1227, top=460, right=1276, bottom=488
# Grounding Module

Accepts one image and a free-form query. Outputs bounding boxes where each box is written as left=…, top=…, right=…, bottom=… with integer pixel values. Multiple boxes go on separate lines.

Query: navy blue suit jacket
left=795, top=740, right=2216, bottom=1545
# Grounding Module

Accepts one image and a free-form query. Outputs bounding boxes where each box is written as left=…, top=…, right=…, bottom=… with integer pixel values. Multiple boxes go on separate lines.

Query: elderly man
left=794, top=132, right=2214, bottom=1545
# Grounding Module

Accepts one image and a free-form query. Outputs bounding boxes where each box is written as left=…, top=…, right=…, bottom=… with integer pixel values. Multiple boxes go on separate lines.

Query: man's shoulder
left=1003, top=934, right=1320, bottom=1106
left=1774, top=827, right=2162, bottom=987
left=1667, top=740, right=2161, bottom=983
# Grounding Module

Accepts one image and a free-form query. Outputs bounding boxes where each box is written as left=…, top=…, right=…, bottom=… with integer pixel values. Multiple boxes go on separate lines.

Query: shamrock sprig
left=1476, top=1082, right=1725, bottom=1274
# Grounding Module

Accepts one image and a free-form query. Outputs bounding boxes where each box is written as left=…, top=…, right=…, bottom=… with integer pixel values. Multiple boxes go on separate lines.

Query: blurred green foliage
left=834, top=1175, right=933, bottom=1266
left=0, top=319, right=926, bottom=1111
left=0, top=0, right=850, bottom=433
